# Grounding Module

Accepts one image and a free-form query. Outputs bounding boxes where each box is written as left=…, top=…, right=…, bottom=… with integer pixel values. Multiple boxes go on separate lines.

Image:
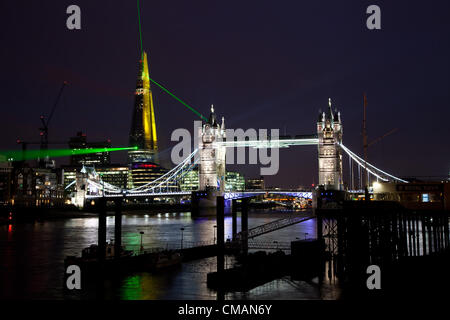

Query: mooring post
left=316, top=210, right=325, bottom=282
left=444, top=212, right=450, bottom=250
left=232, top=199, right=237, bottom=241
left=421, top=214, right=427, bottom=256
left=114, top=197, right=123, bottom=259
left=216, top=196, right=225, bottom=274
left=98, top=197, right=107, bottom=262
left=241, top=198, right=249, bottom=256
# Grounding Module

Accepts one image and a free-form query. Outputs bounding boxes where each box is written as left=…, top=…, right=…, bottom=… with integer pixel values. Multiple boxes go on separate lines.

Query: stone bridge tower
left=73, top=166, right=88, bottom=208
left=195, top=105, right=226, bottom=208
left=317, top=98, right=343, bottom=190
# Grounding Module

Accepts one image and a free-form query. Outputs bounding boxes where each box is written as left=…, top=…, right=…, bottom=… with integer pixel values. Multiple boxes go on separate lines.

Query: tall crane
left=361, top=93, right=398, bottom=199
left=363, top=93, right=369, bottom=201
left=38, top=81, right=68, bottom=167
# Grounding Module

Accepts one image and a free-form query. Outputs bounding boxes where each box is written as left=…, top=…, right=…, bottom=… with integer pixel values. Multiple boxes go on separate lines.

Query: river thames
left=0, top=209, right=340, bottom=300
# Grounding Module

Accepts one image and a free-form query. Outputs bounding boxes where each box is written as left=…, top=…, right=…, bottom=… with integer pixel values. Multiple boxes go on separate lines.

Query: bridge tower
left=317, top=98, right=343, bottom=190
left=194, top=105, right=226, bottom=208
left=73, top=166, right=88, bottom=208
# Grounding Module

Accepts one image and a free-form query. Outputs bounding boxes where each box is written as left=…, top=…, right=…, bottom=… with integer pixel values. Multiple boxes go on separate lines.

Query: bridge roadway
left=85, top=189, right=313, bottom=200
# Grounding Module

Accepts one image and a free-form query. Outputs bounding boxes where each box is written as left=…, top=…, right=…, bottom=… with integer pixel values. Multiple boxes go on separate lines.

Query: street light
left=213, top=225, right=217, bottom=244
left=139, top=231, right=144, bottom=252
left=180, top=227, right=185, bottom=249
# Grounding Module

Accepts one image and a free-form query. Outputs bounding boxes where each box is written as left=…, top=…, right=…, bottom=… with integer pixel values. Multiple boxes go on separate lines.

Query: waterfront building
left=12, top=167, right=64, bottom=207
left=180, top=169, right=199, bottom=191
left=246, top=176, right=265, bottom=190
left=0, top=162, right=12, bottom=205
left=180, top=168, right=245, bottom=192
left=225, top=172, right=245, bottom=191
left=373, top=181, right=450, bottom=211
left=127, top=162, right=176, bottom=189
left=62, top=165, right=129, bottom=191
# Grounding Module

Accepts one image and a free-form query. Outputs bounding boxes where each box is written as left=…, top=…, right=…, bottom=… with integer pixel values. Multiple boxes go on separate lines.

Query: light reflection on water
left=0, top=209, right=337, bottom=300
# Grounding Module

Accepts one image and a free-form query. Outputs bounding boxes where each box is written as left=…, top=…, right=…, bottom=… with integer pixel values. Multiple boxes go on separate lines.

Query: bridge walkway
left=236, top=213, right=315, bottom=240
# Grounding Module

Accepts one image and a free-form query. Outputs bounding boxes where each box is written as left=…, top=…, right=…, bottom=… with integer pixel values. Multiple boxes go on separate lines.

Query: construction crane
left=38, top=81, right=68, bottom=167
left=368, top=128, right=399, bottom=148
left=15, top=139, right=66, bottom=165
left=362, top=93, right=369, bottom=200
left=361, top=94, right=399, bottom=199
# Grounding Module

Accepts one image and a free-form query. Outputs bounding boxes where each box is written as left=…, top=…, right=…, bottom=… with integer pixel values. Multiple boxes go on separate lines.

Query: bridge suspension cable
left=339, top=143, right=408, bottom=183
left=78, top=149, right=198, bottom=197
left=127, top=148, right=198, bottom=193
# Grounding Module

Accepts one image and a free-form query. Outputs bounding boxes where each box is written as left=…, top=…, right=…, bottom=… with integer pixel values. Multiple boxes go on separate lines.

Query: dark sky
left=1, top=0, right=449, bottom=187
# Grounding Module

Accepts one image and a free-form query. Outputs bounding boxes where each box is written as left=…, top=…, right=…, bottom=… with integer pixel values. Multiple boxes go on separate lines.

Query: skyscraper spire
left=129, top=51, right=158, bottom=161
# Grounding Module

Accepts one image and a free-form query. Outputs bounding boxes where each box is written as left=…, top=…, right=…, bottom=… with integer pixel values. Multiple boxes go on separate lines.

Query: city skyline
left=1, top=1, right=449, bottom=188
left=0, top=0, right=449, bottom=306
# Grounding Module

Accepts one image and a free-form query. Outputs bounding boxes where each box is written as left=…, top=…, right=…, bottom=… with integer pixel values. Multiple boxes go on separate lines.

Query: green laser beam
left=137, top=0, right=144, bottom=56
left=0, top=146, right=138, bottom=162
left=149, top=77, right=207, bottom=121
left=136, top=0, right=207, bottom=121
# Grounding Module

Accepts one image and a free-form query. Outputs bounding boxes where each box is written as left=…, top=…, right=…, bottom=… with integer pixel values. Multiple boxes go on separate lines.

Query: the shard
left=128, top=51, right=158, bottom=164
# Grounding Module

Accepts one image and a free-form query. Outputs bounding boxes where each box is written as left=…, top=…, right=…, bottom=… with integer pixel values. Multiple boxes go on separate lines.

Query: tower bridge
left=64, top=47, right=409, bottom=208
left=72, top=98, right=407, bottom=209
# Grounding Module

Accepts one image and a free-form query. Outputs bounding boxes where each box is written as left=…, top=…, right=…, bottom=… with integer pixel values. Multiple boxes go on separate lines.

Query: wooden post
left=241, top=198, right=249, bottom=256
left=216, top=196, right=225, bottom=274
left=98, top=197, right=107, bottom=262
left=114, top=197, right=123, bottom=259
left=232, top=199, right=237, bottom=241
left=421, top=214, right=427, bottom=256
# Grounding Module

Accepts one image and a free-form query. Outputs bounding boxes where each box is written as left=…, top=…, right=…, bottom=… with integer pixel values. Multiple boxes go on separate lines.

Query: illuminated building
left=180, top=168, right=245, bottom=192
left=180, top=169, right=199, bottom=191
left=246, top=176, right=265, bottom=190
left=68, top=131, right=111, bottom=166
left=12, top=168, right=64, bottom=207
left=62, top=165, right=129, bottom=191
left=0, top=162, right=12, bottom=205
left=317, top=98, right=343, bottom=190
left=128, top=51, right=158, bottom=164
left=127, top=162, right=178, bottom=190
left=372, top=181, right=450, bottom=211
left=127, top=51, right=161, bottom=187
left=225, top=172, right=245, bottom=191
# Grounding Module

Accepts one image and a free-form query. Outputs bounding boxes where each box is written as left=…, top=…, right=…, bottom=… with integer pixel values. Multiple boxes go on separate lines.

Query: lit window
left=422, top=193, right=429, bottom=202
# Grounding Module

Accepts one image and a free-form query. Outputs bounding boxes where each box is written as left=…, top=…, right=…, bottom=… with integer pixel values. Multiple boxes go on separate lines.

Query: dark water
left=0, top=209, right=340, bottom=300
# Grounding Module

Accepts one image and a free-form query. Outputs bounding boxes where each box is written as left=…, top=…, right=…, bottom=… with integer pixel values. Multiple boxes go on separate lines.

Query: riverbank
left=0, top=201, right=285, bottom=225
left=0, top=203, right=191, bottom=224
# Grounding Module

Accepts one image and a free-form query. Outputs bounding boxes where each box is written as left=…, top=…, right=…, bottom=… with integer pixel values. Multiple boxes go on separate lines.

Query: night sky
left=1, top=0, right=449, bottom=187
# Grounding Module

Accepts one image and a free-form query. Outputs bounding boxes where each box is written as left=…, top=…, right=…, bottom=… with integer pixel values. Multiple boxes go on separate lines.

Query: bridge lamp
left=373, top=181, right=381, bottom=192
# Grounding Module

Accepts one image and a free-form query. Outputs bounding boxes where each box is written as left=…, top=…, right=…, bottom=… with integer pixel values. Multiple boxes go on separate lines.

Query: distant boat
left=80, top=242, right=134, bottom=261
left=152, top=251, right=182, bottom=270
left=64, top=242, right=181, bottom=276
